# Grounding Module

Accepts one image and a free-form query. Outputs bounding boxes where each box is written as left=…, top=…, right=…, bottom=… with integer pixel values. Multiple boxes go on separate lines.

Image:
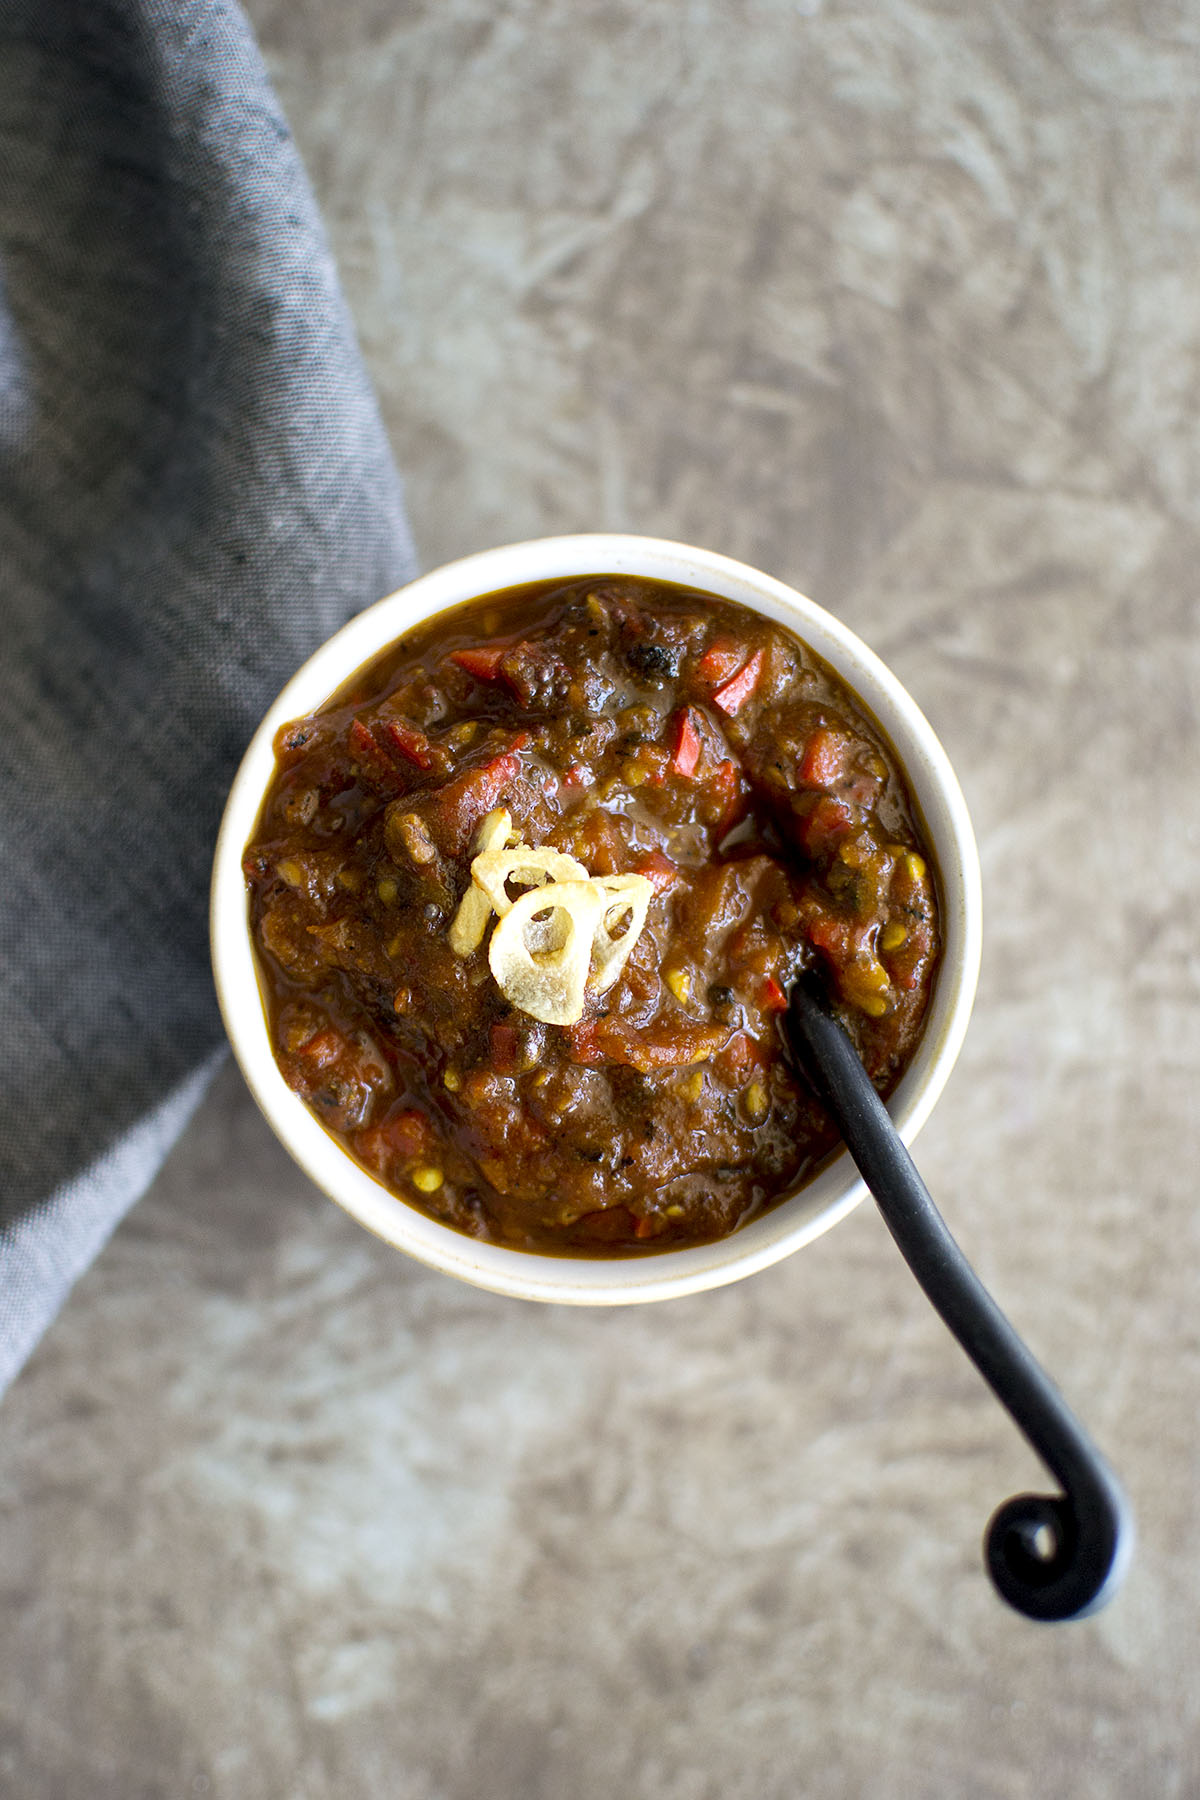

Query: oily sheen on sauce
left=241, top=576, right=941, bottom=1254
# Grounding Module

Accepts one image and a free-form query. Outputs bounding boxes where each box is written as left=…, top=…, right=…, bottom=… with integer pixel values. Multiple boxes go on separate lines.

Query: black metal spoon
left=787, top=972, right=1133, bottom=1622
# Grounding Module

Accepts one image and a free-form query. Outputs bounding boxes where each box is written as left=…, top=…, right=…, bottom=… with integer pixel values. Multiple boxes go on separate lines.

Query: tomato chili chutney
left=242, top=576, right=941, bottom=1253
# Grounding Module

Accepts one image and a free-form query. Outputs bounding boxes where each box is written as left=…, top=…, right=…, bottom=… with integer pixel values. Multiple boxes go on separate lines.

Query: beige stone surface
left=4, top=1, right=1200, bottom=1793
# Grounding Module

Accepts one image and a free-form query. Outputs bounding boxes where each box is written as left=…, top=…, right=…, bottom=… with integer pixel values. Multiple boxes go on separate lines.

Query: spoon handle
left=787, top=975, right=1133, bottom=1621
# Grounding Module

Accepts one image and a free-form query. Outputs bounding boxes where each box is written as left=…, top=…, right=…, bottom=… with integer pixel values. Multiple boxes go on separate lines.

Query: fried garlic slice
left=488, top=881, right=604, bottom=1025
left=589, top=873, right=654, bottom=993
left=448, top=808, right=522, bottom=955
left=475, top=807, right=519, bottom=857
left=471, top=843, right=589, bottom=918
left=448, top=808, right=654, bottom=1021
left=448, top=884, right=493, bottom=957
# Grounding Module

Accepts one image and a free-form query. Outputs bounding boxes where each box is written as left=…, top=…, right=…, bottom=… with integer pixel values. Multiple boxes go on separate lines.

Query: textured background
left=4, top=1, right=1199, bottom=1794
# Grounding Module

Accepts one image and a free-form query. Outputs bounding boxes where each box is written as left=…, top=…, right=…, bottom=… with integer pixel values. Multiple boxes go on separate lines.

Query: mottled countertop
left=4, top=3, right=1199, bottom=1794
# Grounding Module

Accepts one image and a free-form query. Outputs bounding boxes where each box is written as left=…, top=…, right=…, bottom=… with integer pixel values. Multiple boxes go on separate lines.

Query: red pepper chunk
left=798, top=726, right=848, bottom=788
left=711, top=649, right=764, bottom=717
left=382, top=718, right=435, bottom=770
left=759, top=975, right=787, bottom=1013
left=709, top=759, right=745, bottom=837
left=696, top=640, right=744, bottom=684
left=632, top=849, right=681, bottom=894
left=435, top=734, right=529, bottom=849
left=668, top=707, right=702, bottom=778
left=450, top=646, right=506, bottom=681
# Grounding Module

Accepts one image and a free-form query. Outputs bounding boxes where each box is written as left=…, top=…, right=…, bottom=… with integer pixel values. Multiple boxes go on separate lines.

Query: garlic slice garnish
left=448, top=808, right=522, bottom=955
left=471, top=843, right=589, bottom=918
left=448, top=884, right=493, bottom=957
left=475, top=807, right=520, bottom=857
left=449, top=807, right=654, bottom=1023
left=488, top=882, right=604, bottom=1026
left=588, top=873, right=654, bottom=994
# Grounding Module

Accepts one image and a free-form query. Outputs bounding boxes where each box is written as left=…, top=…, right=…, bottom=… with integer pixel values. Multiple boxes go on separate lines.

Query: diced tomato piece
left=348, top=718, right=378, bottom=758
left=560, top=763, right=588, bottom=789
left=355, top=1107, right=433, bottom=1172
left=435, top=734, right=528, bottom=847
left=798, top=795, right=856, bottom=857
left=798, top=726, right=848, bottom=788
left=565, top=1020, right=605, bottom=1066
left=668, top=707, right=702, bottom=778
left=711, top=649, right=764, bottom=717
left=805, top=910, right=874, bottom=969
left=697, top=640, right=744, bottom=684
left=759, top=975, right=787, bottom=1013
left=806, top=913, right=846, bottom=957
left=709, top=759, right=746, bottom=837
left=566, top=1016, right=726, bottom=1073
left=575, top=1206, right=639, bottom=1244
left=450, top=646, right=506, bottom=681
left=382, top=1109, right=433, bottom=1155
left=631, top=849, right=681, bottom=895
left=382, top=718, right=435, bottom=770
left=296, top=1027, right=344, bottom=1070
left=453, top=749, right=519, bottom=815
left=489, top=1022, right=520, bottom=1073
left=716, top=1030, right=766, bottom=1083
left=348, top=718, right=404, bottom=791
left=574, top=807, right=626, bottom=875
left=474, top=744, right=524, bottom=795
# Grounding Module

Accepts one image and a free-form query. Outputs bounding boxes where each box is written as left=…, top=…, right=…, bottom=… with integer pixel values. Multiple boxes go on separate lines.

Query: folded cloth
left=0, top=0, right=416, bottom=1392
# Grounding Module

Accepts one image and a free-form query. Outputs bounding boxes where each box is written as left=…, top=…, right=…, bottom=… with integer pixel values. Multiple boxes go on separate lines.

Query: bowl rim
left=210, top=533, right=982, bottom=1304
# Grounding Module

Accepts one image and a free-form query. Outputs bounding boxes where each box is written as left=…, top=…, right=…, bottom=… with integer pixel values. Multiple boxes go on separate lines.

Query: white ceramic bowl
left=211, top=534, right=981, bottom=1303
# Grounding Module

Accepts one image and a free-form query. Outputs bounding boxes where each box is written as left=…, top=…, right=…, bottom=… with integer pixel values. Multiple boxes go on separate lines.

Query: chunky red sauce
left=243, top=576, right=940, bottom=1252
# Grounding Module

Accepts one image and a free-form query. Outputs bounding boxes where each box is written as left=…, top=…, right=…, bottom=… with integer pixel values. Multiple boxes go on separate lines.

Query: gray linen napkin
left=0, top=0, right=417, bottom=1391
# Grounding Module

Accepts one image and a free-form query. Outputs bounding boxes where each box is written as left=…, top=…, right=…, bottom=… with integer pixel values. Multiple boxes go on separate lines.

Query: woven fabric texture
left=0, top=0, right=415, bottom=1390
